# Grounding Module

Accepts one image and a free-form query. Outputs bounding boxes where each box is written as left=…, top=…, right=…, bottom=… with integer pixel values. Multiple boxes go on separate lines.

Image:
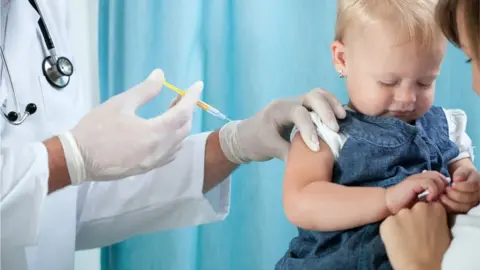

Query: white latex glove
left=58, top=69, right=203, bottom=184
left=219, top=88, right=346, bottom=163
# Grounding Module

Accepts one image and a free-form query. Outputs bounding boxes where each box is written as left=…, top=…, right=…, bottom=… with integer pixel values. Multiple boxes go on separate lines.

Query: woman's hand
left=380, top=202, right=451, bottom=270
left=218, top=88, right=346, bottom=163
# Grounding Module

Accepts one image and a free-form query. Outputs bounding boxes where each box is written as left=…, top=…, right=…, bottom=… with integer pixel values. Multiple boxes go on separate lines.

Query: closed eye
left=418, top=82, right=433, bottom=88
left=378, top=81, right=398, bottom=87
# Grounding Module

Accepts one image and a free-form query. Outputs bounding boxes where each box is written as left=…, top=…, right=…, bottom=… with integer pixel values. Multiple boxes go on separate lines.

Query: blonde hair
left=436, top=0, right=480, bottom=62
left=335, top=0, right=444, bottom=47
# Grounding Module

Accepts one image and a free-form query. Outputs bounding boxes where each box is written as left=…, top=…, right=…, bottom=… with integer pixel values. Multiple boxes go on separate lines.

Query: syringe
left=163, top=81, right=232, bottom=122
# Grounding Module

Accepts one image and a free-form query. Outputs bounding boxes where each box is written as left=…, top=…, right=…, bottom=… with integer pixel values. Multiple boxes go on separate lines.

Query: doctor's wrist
left=43, top=137, right=71, bottom=194
left=203, top=131, right=239, bottom=193
left=218, top=120, right=250, bottom=164
left=57, top=132, right=86, bottom=186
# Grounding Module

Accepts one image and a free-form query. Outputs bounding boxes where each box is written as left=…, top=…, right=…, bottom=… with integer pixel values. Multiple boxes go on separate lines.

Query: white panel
left=71, top=1, right=100, bottom=270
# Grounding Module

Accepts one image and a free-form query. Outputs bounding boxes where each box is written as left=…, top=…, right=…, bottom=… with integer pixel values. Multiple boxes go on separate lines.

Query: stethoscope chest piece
left=1, top=0, right=76, bottom=125
left=42, top=55, right=74, bottom=89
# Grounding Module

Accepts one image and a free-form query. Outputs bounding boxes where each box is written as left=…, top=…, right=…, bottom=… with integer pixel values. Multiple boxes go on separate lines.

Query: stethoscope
left=1, top=0, right=74, bottom=125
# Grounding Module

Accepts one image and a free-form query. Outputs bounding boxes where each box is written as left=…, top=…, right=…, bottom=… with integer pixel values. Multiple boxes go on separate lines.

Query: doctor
left=0, top=0, right=346, bottom=269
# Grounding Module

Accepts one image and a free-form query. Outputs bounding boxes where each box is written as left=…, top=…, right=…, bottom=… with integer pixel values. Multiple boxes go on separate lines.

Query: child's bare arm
left=283, top=133, right=391, bottom=232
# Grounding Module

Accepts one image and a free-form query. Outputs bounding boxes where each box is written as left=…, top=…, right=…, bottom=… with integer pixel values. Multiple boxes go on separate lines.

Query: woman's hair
left=435, top=0, right=480, bottom=61
left=335, top=0, right=444, bottom=47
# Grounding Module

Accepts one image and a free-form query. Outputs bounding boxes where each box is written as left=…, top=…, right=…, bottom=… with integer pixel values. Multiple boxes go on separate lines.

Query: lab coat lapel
left=4, top=0, right=39, bottom=65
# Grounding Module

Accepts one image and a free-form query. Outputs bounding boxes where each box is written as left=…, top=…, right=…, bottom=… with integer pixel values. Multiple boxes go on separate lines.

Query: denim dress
left=276, top=106, right=460, bottom=270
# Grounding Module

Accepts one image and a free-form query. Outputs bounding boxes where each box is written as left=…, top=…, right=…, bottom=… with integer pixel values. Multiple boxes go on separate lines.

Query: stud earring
left=338, top=70, right=345, bottom=78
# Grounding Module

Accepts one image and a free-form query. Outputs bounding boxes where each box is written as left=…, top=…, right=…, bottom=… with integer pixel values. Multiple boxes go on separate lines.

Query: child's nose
left=394, top=87, right=417, bottom=104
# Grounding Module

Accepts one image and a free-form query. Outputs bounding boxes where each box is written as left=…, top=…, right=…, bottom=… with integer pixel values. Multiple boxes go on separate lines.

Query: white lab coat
left=0, top=1, right=231, bottom=269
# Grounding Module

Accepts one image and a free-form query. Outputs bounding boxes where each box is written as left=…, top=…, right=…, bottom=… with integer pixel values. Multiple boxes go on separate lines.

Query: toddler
left=276, top=0, right=478, bottom=269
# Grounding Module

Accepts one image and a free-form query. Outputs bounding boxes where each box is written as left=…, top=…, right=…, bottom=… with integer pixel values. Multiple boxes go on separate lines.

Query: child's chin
left=394, top=114, right=419, bottom=123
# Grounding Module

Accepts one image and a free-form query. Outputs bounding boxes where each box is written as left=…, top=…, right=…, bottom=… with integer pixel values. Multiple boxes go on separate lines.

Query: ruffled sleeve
left=443, top=109, right=475, bottom=163
left=290, top=112, right=348, bottom=160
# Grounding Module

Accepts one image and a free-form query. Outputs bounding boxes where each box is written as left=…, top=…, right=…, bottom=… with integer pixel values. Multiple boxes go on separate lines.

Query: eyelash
left=378, top=81, right=397, bottom=87
left=378, top=81, right=432, bottom=88
left=418, top=82, right=432, bottom=88
left=466, top=58, right=472, bottom=63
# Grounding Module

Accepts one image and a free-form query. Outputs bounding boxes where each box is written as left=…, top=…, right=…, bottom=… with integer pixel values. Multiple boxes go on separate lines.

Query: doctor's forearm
left=43, top=137, right=71, bottom=194
left=203, top=131, right=239, bottom=193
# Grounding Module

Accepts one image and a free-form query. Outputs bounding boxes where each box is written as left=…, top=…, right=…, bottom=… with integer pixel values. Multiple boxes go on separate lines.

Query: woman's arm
left=283, top=133, right=390, bottom=231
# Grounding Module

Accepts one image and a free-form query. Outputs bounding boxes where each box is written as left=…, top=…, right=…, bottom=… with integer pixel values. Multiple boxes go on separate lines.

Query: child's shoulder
left=427, top=106, right=467, bottom=118
left=436, top=106, right=468, bottom=122
left=290, top=112, right=348, bottom=159
left=425, top=106, right=468, bottom=134
left=426, top=106, right=474, bottom=162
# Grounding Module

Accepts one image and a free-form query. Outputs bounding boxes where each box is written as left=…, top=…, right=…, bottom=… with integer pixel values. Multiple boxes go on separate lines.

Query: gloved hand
left=58, top=69, right=203, bottom=184
left=219, top=88, right=346, bottom=163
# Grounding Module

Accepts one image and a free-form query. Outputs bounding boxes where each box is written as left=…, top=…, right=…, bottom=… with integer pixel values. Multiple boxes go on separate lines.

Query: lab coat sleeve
left=74, top=132, right=231, bottom=250
left=0, top=142, right=50, bottom=247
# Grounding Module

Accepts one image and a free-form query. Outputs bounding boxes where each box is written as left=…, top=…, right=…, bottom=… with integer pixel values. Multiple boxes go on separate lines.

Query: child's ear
left=331, top=41, right=347, bottom=77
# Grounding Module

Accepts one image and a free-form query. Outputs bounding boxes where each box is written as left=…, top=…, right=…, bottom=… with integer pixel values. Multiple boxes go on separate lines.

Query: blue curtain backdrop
left=98, top=1, right=480, bottom=269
